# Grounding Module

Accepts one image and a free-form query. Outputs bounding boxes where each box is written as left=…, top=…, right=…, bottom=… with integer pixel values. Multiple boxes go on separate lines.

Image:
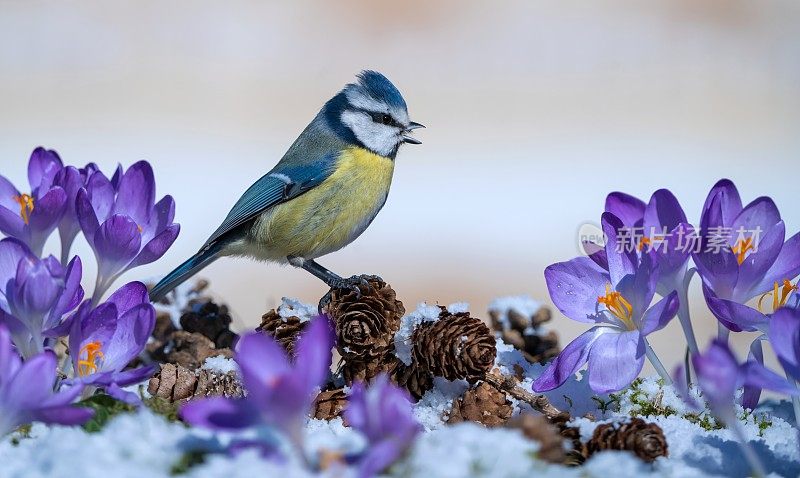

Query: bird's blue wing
left=201, top=154, right=337, bottom=249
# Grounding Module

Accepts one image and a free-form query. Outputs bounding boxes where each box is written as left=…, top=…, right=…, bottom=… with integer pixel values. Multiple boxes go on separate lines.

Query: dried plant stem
left=484, top=372, right=563, bottom=420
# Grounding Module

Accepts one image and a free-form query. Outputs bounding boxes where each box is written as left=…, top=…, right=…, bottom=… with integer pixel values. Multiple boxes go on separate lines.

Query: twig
left=484, top=371, right=563, bottom=420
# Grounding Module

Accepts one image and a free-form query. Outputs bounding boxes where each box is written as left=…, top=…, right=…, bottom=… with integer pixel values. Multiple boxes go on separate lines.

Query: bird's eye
left=380, top=114, right=393, bottom=125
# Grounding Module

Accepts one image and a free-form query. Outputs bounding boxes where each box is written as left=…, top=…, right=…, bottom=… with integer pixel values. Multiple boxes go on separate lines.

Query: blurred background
left=1, top=0, right=799, bottom=373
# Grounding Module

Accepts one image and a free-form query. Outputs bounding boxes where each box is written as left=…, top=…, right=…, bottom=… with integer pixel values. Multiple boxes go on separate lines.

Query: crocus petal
left=582, top=240, right=609, bottom=271
left=605, top=192, right=645, bottom=228
left=75, top=188, right=100, bottom=249
left=692, top=340, right=739, bottom=413
left=643, top=188, right=687, bottom=233
left=740, top=361, right=799, bottom=398
left=0, top=207, right=26, bottom=241
left=639, top=290, right=679, bottom=335
left=602, top=212, right=637, bottom=285
left=109, top=365, right=157, bottom=387
left=0, top=175, right=21, bottom=211
left=731, top=196, right=781, bottom=246
left=701, top=179, right=742, bottom=229
left=180, top=397, right=258, bottom=430
left=532, top=327, right=604, bottom=392
left=113, top=161, right=155, bottom=226
left=586, top=330, right=645, bottom=393
left=27, top=187, right=66, bottom=233
left=356, top=440, right=405, bottom=478
left=544, top=257, right=610, bottom=324
left=694, top=192, right=739, bottom=298
left=235, top=332, right=290, bottom=401
left=615, top=253, right=657, bottom=322
left=293, top=316, right=334, bottom=394
left=31, top=405, right=94, bottom=426
left=104, top=383, right=142, bottom=404
left=105, top=281, right=150, bottom=317
left=0, top=238, right=31, bottom=299
left=672, top=364, right=702, bottom=412
left=127, top=224, right=180, bottom=269
left=101, top=303, right=155, bottom=371
left=751, top=231, right=800, bottom=297
left=0, top=325, right=21, bottom=379
left=4, top=351, right=59, bottom=409
left=46, top=255, right=83, bottom=330
left=769, top=307, right=800, bottom=380
left=27, top=147, right=63, bottom=193
left=733, top=219, right=785, bottom=300
left=704, top=287, right=768, bottom=333
left=93, top=215, right=142, bottom=276
left=85, top=171, right=115, bottom=222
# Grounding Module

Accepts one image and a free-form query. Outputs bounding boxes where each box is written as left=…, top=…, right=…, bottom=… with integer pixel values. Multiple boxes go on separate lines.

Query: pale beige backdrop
left=1, top=1, right=799, bottom=374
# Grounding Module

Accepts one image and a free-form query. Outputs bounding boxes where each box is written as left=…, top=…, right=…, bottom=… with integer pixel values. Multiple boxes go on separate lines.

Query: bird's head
left=323, top=70, right=424, bottom=158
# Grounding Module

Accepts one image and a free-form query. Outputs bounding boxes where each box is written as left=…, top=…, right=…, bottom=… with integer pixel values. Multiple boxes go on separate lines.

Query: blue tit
left=149, top=70, right=423, bottom=302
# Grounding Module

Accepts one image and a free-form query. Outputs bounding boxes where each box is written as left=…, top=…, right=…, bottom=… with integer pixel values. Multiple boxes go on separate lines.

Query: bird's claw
left=318, top=274, right=383, bottom=312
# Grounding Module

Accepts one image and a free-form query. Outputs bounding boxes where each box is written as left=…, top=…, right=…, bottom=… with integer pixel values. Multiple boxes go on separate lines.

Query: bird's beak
left=402, top=121, right=425, bottom=144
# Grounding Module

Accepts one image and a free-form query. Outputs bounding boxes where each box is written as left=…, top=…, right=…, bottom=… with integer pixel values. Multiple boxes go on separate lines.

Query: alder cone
left=256, top=309, right=308, bottom=356
left=180, top=300, right=239, bottom=349
left=165, top=331, right=233, bottom=370
left=412, top=309, right=496, bottom=383
left=312, top=388, right=348, bottom=420
left=342, top=354, right=399, bottom=385
left=148, top=363, right=243, bottom=402
left=447, top=381, right=512, bottom=427
left=586, top=418, right=668, bottom=463
left=326, top=278, right=404, bottom=363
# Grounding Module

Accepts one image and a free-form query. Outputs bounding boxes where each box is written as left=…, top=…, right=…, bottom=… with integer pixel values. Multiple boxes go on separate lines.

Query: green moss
left=77, top=394, right=136, bottom=433
left=144, top=396, right=182, bottom=423
left=170, top=450, right=208, bottom=475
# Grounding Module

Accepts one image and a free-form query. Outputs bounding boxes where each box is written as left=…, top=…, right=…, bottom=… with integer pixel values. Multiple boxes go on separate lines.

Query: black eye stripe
left=358, top=109, right=402, bottom=128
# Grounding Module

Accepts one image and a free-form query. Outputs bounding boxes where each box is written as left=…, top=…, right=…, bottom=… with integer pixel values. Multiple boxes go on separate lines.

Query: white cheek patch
left=341, top=110, right=399, bottom=157
left=345, top=89, right=389, bottom=113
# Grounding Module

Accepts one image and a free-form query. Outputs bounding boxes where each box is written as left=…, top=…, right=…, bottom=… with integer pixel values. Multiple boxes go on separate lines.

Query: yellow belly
left=250, top=147, right=395, bottom=260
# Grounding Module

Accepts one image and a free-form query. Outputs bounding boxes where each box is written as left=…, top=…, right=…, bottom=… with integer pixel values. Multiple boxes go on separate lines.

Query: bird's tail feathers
left=148, top=244, right=221, bottom=302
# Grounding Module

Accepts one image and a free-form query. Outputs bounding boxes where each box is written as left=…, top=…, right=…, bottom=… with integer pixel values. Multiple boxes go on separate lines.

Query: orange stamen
left=77, top=341, right=104, bottom=377
left=731, top=237, right=754, bottom=265
left=758, top=280, right=798, bottom=313
left=13, top=193, right=34, bottom=225
left=598, top=283, right=635, bottom=330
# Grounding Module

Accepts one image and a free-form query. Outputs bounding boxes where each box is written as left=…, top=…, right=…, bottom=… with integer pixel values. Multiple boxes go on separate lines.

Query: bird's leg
left=287, top=256, right=381, bottom=311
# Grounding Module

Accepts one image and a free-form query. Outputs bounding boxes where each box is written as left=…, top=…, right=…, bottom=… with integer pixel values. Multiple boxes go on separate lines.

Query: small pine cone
left=586, top=418, right=668, bottom=463
left=531, top=307, right=552, bottom=327
left=166, top=331, right=234, bottom=370
left=148, top=363, right=243, bottom=402
left=507, top=414, right=566, bottom=463
left=391, top=361, right=433, bottom=400
left=180, top=300, right=239, bottom=349
left=342, top=354, right=398, bottom=385
left=312, top=388, right=348, bottom=420
left=550, top=413, right=588, bottom=465
left=521, top=330, right=560, bottom=364
left=412, top=308, right=496, bottom=383
left=325, top=278, right=404, bottom=362
left=446, top=381, right=512, bottom=427
left=256, top=309, right=309, bottom=356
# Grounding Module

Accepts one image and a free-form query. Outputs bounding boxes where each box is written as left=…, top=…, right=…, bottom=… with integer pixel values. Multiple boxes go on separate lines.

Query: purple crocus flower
left=675, top=340, right=799, bottom=477
left=0, top=238, right=83, bottom=358
left=76, top=160, right=179, bottom=302
left=345, top=374, right=421, bottom=478
left=604, top=189, right=698, bottom=352
left=770, top=306, right=800, bottom=382
left=66, top=281, right=156, bottom=403
left=677, top=340, right=797, bottom=419
left=695, top=179, right=800, bottom=334
left=180, top=316, right=333, bottom=451
left=533, top=212, right=679, bottom=394
left=0, top=147, right=67, bottom=256
left=0, top=325, right=93, bottom=436
left=52, top=161, right=117, bottom=265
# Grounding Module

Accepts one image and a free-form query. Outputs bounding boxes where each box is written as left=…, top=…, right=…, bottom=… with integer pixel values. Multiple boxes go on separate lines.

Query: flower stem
left=730, top=421, right=766, bottom=477
left=785, top=373, right=800, bottom=427
left=676, top=269, right=699, bottom=355
left=59, top=236, right=74, bottom=267
left=717, top=322, right=730, bottom=343
left=644, top=339, right=672, bottom=385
